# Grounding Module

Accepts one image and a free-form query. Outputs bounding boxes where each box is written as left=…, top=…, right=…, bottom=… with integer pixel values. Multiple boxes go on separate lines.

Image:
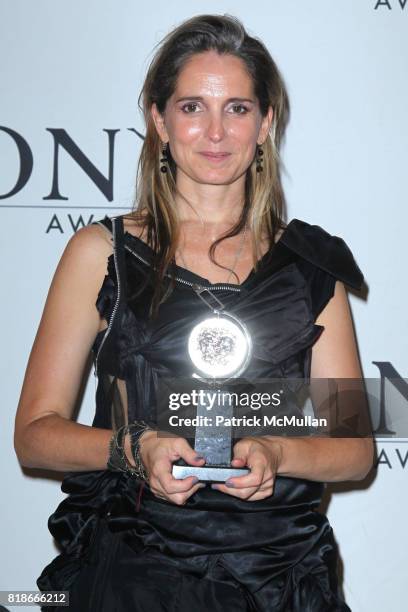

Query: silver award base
left=172, top=462, right=249, bottom=482
left=172, top=388, right=250, bottom=482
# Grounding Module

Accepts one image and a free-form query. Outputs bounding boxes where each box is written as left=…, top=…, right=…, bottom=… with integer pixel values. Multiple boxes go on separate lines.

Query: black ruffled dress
left=37, top=215, right=364, bottom=611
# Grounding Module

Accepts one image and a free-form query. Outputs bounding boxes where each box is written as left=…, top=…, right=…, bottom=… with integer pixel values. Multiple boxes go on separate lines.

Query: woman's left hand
left=211, top=437, right=283, bottom=501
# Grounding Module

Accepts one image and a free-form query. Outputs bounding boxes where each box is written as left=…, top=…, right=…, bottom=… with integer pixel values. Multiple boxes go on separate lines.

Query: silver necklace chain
left=176, top=224, right=248, bottom=285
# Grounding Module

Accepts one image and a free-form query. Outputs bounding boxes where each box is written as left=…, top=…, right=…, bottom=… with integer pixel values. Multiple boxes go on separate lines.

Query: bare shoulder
left=67, top=221, right=113, bottom=259
left=52, top=223, right=114, bottom=323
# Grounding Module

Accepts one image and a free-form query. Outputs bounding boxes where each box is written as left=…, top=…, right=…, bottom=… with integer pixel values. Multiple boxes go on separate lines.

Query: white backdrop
left=1, top=1, right=407, bottom=611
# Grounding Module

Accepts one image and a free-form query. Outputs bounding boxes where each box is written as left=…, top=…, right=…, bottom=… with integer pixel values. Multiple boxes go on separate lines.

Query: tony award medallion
left=172, top=285, right=252, bottom=482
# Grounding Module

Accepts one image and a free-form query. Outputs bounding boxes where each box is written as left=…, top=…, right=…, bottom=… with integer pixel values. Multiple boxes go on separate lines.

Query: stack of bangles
left=107, top=421, right=156, bottom=481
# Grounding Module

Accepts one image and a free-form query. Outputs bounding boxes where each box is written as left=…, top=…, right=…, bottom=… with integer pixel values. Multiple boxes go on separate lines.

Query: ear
left=151, top=103, right=169, bottom=142
left=257, top=105, right=274, bottom=145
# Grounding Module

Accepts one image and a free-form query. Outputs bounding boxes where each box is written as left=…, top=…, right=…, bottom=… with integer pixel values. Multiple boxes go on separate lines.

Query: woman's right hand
left=138, top=430, right=207, bottom=505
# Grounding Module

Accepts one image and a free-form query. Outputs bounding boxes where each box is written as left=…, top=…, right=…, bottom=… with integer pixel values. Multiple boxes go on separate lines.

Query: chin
left=189, top=168, right=242, bottom=185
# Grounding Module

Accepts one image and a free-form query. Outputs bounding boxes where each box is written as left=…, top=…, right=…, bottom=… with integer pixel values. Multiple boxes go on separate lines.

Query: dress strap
left=93, top=215, right=113, bottom=239
left=91, top=215, right=128, bottom=377
left=91, top=214, right=128, bottom=307
left=111, top=215, right=128, bottom=304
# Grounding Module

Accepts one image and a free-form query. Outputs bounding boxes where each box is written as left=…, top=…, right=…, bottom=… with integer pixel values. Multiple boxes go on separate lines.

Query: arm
left=215, top=280, right=375, bottom=500
left=265, top=280, right=375, bottom=482
left=14, top=222, right=210, bottom=504
left=14, top=223, right=134, bottom=472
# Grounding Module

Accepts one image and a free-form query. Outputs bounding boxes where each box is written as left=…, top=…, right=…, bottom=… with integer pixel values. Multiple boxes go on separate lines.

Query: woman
left=15, top=14, right=373, bottom=611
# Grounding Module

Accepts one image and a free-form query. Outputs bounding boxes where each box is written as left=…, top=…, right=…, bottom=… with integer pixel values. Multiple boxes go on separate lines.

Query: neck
left=175, top=171, right=246, bottom=227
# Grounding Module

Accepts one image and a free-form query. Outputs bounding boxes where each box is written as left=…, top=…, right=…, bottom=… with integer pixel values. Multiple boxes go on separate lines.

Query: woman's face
left=151, top=50, right=273, bottom=187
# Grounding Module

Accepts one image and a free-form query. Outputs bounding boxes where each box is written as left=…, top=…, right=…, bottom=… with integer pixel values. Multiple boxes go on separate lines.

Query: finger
left=172, top=438, right=207, bottom=467
left=224, top=459, right=266, bottom=489
left=211, top=482, right=258, bottom=499
left=246, top=483, right=275, bottom=501
left=231, top=443, right=248, bottom=466
left=230, top=457, right=246, bottom=466
left=165, top=482, right=206, bottom=505
left=152, top=491, right=167, bottom=501
left=239, top=474, right=276, bottom=500
left=150, top=458, right=199, bottom=495
left=212, top=472, right=274, bottom=498
left=151, top=479, right=205, bottom=502
left=159, top=471, right=201, bottom=495
left=212, top=481, right=271, bottom=499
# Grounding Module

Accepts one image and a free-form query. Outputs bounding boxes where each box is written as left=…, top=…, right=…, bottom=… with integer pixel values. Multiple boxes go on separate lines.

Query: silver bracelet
left=107, top=421, right=155, bottom=480
left=129, top=421, right=156, bottom=481
left=107, top=424, right=136, bottom=476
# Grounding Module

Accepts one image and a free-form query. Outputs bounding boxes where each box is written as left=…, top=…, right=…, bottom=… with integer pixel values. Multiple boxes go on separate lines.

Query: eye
left=181, top=102, right=200, bottom=113
left=230, top=104, right=249, bottom=114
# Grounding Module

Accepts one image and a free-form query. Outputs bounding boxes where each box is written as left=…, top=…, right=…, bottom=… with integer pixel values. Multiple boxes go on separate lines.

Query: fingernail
left=211, top=484, right=219, bottom=490
left=191, top=476, right=199, bottom=483
left=225, top=481, right=235, bottom=488
left=194, top=455, right=205, bottom=461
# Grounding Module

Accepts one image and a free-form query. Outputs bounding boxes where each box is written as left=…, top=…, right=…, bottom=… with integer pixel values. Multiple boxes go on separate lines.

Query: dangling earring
left=256, top=144, right=264, bottom=173
left=160, top=141, right=169, bottom=173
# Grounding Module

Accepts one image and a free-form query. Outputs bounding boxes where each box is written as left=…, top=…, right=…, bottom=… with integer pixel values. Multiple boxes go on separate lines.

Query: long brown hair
left=124, top=14, right=290, bottom=318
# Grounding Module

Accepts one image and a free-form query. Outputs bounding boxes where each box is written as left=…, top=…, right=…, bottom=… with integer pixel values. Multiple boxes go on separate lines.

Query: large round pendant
left=188, top=311, right=252, bottom=380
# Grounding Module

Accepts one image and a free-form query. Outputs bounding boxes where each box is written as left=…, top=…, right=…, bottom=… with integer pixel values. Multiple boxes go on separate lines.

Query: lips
left=199, top=152, right=231, bottom=161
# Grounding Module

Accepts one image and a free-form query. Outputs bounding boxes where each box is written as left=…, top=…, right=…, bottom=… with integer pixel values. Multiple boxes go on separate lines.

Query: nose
left=206, top=112, right=225, bottom=143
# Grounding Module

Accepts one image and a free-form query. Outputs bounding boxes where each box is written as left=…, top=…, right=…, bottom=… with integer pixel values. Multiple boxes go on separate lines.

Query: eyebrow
left=174, top=96, right=256, bottom=104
